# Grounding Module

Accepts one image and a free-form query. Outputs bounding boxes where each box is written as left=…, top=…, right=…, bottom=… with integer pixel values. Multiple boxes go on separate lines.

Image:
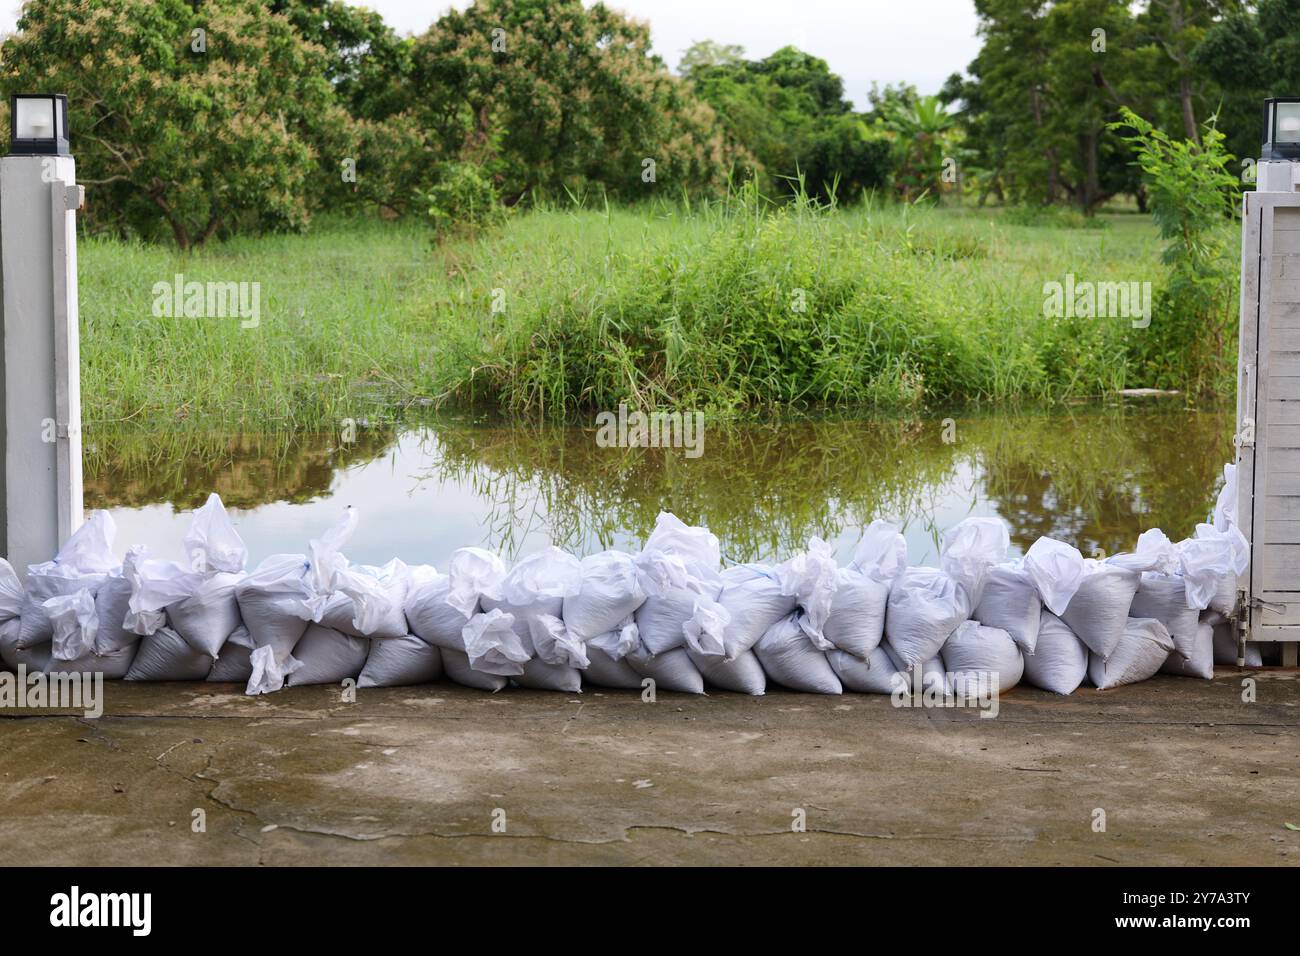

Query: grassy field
left=78, top=196, right=1227, bottom=429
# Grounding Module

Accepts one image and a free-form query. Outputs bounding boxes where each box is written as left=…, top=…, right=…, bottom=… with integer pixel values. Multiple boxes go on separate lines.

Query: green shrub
left=423, top=163, right=503, bottom=234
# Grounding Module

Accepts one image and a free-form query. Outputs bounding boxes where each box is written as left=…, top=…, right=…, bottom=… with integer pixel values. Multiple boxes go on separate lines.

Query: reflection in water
left=85, top=404, right=1232, bottom=569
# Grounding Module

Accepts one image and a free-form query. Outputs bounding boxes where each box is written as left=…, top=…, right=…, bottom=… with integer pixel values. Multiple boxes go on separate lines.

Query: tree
left=406, top=0, right=741, bottom=202
left=0, top=0, right=342, bottom=248
left=678, top=39, right=745, bottom=79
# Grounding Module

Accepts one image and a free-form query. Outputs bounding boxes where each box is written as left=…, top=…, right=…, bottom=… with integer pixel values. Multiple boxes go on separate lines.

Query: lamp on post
left=10, top=93, right=70, bottom=156
left=0, top=93, right=85, bottom=578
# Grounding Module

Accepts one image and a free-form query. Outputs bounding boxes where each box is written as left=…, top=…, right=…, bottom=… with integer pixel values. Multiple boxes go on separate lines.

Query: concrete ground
left=1, top=669, right=1297, bottom=866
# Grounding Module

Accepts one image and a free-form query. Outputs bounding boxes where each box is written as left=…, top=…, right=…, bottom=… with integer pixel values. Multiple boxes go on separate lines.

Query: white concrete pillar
left=0, top=154, right=85, bottom=577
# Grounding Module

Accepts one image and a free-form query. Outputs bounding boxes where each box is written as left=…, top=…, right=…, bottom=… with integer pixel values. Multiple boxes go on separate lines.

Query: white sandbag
left=1212, top=462, right=1239, bottom=531
left=235, top=554, right=314, bottom=661
left=1022, top=536, right=1085, bottom=617
left=358, top=633, right=443, bottom=687
left=49, top=645, right=136, bottom=678
left=563, top=550, right=647, bottom=641
left=404, top=569, right=469, bottom=650
left=699, top=564, right=796, bottom=660
left=754, top=612, right=841, bottom=694
left=827, top=645, right=906, bottom=695
left=1210, top=621, right=1263, bottom=667
left=784, top=537, right=841, bottom=645
left=320, top=559, right=411, bottom=639
left=687, top=646, right=766, bottom=695
left=883, top=567, right=971, bottom=671
left=820, top=520, right=907, bottom=660
left=1022, top=611, right=1088, bottom=695
left=1161, top=620, right=1214, bottom=679
left=626, top=645, right=705, bottom=694
left=441, top=646, right=508, bottom=691
left=513, top=613, right=583, bottom=692
left=885, top=516, right=1009, bottom=670
left=0, top=619, right=49, bottom=672
left=941, top=620, right=1023, bottom=694
left=93, top=547, right=151, bottom=654
left=445, top=547, right=507, bottom=620
left=633, top=514, right=723, bottom=656
left=17, top=511, right=116, bottom=649
left=164, top=572, right=244, bottom=657
left=287, top=623, right=369, bottom=686
left=461, top=608, right=530, bottom=676
left=481, top=548, right=584, bottom=691
left=636, top=586, right=712, bottom=656
left=246, top=643, right=302, bottom=695
left=125, top=627, right=214, bottom=681
left=1129, top=573, right=1200, bottom=660
left=1176, top=529, right=1244, bottom=612
left=207, top=626, right=255, bottom=682
left=1087, top=617, right=1174, bottom=689
left=584, top=646, right=643, bottom=688
left=973, top=564, right=1040, bottom=655
left=46, top=589, right=99, bottom=662
left=1060, top=563, right=1139, bottom=660
left=0, top=558, right=24, bottom=623
left=124, top=495, right=249, bottom=653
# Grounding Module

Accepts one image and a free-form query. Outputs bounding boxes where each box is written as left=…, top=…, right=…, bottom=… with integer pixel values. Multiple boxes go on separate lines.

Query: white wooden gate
left=1237, top=186, right=1300, bottom=665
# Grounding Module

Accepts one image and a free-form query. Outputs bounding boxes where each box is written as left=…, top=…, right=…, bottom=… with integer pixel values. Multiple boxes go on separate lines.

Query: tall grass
left=78, top=194, right=1224, bottom=428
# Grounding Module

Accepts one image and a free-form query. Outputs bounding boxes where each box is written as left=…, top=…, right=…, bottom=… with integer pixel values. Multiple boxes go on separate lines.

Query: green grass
left=78, top=196, right=1235, bottom=428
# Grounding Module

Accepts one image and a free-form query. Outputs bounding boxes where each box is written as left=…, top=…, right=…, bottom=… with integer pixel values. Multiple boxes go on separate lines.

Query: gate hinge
left=1233, top=417, right=1256, bottom=449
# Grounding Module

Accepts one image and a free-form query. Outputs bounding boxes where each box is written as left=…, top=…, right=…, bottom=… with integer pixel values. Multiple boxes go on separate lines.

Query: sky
left=0, top=0, right=982, bottom=108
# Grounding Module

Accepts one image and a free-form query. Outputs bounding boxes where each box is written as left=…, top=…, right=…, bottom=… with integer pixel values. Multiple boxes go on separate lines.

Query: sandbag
left=125, top=627, right=214, bottom=681
left=0, top=558, right=24, bottom=624
left=820, top=520, right=907, bottom=660
left=207, top=626, right=255, bottom=682
left=883, top=567, right=971, bottom=671
left=827, top=645, right=906, bottom=695
left=93, top=546, right=150, bottom=655
left=1022, top=536, right=1085, bottom=617
left=1022, top=611, right=1088, bottom=695
left=441, top=646, right=508, bottom=691
left=1088, top=617, right=1174, bottom=690
left=481, top=548, right=583, bottom=691
left=48, top=643, right=136, bottom=679
left=235, top=554, right=314, bottom=661
left=404, top=569, right=469, bottom=650
left=583, top=646, right=643, bottom=688
left=1210, top=620, right=1263, bottom=667
left=318, top=558, right=411, bottom=639
left=754, top=612, right=841, bottom=694
left=941, top=620, right=1023, bottom=695
left=688, top=646, right=766, bottom=695
left=0, top=618, right=50, bottom=672
left=122, top=495, right=248, bottom=655
left=1060, top=563, right=1139, bottom=661
left=885, top=517, right=1009, bottom=670
left=17, top=511, right=116, bottom=649
left=1160, top=620, right=1214, bottom=680
left=517, top=612, right=586, bottom=691
left=46, top=588, right=99, bottom=662
left=287, top=623, right=368, bottom=686
left=973, top=564, right=1040, bottom=655
left=246, top=643, right=302, bottom=695
left=1130, top=573, right=1200, bottom=661
left=698, top=565, right=796, bottom=661
left=626, top=645, right=705, bottom=694
left=461, top=608, right=530, bottom=676
left=563, top=550, right=646, bottom=641
left=358, top=633, right=443, bottom=687
left=633, top=513, right=722, bottom=655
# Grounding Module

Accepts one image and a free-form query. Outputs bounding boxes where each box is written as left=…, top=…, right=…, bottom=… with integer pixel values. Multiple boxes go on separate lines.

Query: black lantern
left=1263, top=97, right=1300, bottom=161
left=9, top=93, right=70, bottom=156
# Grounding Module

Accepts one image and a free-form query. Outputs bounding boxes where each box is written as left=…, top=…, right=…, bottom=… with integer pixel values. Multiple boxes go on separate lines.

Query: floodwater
left=84, top=402, right=1233, bottom=571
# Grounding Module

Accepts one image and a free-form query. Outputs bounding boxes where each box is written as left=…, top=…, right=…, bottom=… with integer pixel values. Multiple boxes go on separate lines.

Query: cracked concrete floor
left=1, top=669, right=1298, bottom=865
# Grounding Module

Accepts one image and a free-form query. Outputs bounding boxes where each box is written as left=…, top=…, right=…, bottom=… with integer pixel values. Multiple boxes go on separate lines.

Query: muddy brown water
left=82, top=402, right=1233, bottom=570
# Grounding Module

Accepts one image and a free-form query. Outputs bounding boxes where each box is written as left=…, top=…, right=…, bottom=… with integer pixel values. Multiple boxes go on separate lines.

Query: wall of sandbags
left=0, top=467, right=1258, bottom=698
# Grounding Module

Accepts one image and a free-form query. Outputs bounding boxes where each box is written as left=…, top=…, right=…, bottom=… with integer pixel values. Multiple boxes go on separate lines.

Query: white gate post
left=0, top=93, right=84, bottom=578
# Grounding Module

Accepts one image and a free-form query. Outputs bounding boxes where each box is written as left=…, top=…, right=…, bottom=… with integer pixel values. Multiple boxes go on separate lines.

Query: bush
left=423, top=163, right=502, bottom=234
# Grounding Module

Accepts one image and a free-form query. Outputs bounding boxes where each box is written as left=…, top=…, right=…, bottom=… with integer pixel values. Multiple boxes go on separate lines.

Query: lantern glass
left=14, top=96, right=56, bottom=141
left=1276, top=102, right=1300, bottom=145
